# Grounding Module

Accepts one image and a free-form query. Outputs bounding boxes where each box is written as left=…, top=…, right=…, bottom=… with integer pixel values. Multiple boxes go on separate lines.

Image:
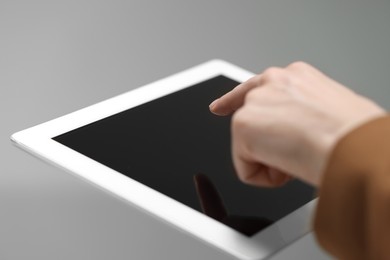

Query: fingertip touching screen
left=53, top=76, right=314, bottom=236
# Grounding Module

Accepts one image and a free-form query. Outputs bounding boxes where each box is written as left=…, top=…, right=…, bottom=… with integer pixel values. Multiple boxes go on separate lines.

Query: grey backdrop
left=1, top=1, right=389, bottom=259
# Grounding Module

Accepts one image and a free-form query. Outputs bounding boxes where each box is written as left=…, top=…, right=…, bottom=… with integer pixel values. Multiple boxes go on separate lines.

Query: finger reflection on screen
left=194, top=173, right=273, bottom=236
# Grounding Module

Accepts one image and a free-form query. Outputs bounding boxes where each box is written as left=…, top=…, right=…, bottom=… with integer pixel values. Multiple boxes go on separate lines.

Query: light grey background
left=1, top=1, right=389, bottom=259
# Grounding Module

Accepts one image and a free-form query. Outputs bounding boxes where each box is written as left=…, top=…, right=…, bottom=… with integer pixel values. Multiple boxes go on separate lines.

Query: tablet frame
left=11, top=60, right=316, bottom=260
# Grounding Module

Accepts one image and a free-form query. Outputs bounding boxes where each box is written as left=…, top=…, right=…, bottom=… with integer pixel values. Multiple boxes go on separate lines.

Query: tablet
left=11, top=60, right=316, bottom=260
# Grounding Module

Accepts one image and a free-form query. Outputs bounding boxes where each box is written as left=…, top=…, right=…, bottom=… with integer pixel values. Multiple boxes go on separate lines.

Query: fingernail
left=209, top=99, right=219, bottom=110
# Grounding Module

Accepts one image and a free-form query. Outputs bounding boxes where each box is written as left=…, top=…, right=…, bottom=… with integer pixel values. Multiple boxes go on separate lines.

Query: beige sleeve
left=313, top=116, right=390, bottom=260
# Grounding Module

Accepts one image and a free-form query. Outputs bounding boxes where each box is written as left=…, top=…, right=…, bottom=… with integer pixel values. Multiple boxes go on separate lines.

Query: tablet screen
left=53, top=76, right=314, bottom=236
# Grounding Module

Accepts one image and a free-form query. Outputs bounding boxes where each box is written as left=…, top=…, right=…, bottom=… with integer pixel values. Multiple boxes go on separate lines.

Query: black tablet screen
left=53, top=76, right=314, bottom=236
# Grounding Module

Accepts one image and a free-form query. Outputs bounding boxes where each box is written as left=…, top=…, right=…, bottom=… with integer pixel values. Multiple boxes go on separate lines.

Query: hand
left=193, top=174, right=272, bottom=236
left=210, top=62, right=386, bottom=186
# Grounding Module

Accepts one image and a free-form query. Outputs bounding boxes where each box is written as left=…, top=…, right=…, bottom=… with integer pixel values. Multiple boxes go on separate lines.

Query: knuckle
left=288, top=61, right=310, bottom=70
left=261, top=67, right=292, bottom=86
left=262, top=67, right=284, bottom=82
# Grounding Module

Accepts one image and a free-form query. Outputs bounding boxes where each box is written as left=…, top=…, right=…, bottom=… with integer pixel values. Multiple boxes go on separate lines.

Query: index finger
left=209, top=75, right=260, bottom=116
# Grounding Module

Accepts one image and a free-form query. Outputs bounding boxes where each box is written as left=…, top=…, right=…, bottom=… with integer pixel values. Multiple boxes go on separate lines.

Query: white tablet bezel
left=11, top=60, right=316, bottom=260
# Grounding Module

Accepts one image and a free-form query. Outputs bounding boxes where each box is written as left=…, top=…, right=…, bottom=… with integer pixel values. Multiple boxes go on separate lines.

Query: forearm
left=314, top=115, right=390, bottom=260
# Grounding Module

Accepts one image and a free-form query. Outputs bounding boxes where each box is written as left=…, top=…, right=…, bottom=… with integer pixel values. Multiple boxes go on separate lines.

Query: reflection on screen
left=53, top=76, right=315, bottom=236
